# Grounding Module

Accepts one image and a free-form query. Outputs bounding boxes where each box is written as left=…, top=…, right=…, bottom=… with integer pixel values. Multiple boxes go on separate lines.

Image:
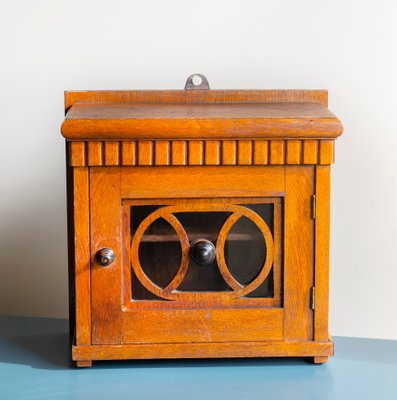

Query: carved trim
left=130, top=204, right=274, bottom=301
left=68, top=139, right=334, bottom=167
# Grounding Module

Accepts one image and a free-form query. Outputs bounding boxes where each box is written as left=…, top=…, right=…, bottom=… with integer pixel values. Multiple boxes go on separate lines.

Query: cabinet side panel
left=314, top=166, right=331, bottom=341
left=66, top=161, right=75, bottom=341
left=284, top=166, right=314, bottom=340
left=73, top=168, right=91, bottom=345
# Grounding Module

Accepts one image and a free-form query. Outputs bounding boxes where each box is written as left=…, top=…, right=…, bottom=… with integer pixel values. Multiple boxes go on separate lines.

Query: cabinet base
left=76, top=360, right=92, bottom=368
left=313, top=356, right=329, bottom=364
left=73, top=337, right=333, bottom=365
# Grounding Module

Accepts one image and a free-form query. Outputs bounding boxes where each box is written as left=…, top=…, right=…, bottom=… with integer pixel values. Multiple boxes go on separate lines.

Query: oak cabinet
left=61, top=75, right=343, bottom=367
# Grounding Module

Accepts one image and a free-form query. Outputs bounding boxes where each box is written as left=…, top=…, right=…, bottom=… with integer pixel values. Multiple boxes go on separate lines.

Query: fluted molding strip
left=69, top=139, right=334, bottom=167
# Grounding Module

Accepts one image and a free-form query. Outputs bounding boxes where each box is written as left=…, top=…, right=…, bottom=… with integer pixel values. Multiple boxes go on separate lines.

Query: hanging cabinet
left=61, top=75, right=343, bottom=367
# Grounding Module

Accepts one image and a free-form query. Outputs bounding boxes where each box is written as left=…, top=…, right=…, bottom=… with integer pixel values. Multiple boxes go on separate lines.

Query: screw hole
left=192, top=75, right=203, bottom=86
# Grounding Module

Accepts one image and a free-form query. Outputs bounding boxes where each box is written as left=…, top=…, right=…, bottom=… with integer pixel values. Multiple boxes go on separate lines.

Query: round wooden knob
left=190, top=239, right=216, bottom=265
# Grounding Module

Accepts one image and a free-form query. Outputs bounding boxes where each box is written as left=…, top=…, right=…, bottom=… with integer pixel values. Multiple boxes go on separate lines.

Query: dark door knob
left=190, top=239, right=216, bottom=265
left=96, top=248, right=114, bottom=266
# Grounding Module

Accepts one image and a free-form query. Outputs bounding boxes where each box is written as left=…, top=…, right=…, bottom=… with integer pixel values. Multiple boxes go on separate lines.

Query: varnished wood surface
left=314, top=166, right=331, bottom=342
left=90, top=168, right=122, bottom=345
left=122, top=309, right=284, bottom=344
left=91, top=168, right=285, bottom=344
left=72, top=338, right=334, bottom=361
left=64, top=89, right=330, bottom=111
left=313, top=356, right=329, bottom=364
left=62, top=89, right=344, bottom=140
left=76, top=360, right=92, bottom=368
left=68, top=139, right=335, bottom=167
left=62, top=102, right=342, bottom=140
left=120, top=166, right=285, bottom=198
left=65, top=102, right=336, bottom=119
left=284, top=166, right=314, bottom=341
left=72, top=168, right=91, bottom=346
left=64, top=87, right=342, bottom=365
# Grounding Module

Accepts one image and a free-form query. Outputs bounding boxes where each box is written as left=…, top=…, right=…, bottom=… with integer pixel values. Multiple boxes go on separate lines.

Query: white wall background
left=0, top=0, right=396, bottom=340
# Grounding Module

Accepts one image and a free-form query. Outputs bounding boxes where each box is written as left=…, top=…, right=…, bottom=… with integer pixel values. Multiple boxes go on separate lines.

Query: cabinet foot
left=313, top=356, right=328, bottom=364
left=76, top=360, right=92, bottom=368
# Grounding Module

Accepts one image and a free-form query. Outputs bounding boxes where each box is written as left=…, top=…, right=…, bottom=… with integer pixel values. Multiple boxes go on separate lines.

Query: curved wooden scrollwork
left=216, top=208, right=274, bottom=298
left=130, top=204, right=274, bottom=301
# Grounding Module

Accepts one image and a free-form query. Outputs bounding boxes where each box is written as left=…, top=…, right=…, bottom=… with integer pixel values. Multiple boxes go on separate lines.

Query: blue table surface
left=0, top=316, right=396, bottom=400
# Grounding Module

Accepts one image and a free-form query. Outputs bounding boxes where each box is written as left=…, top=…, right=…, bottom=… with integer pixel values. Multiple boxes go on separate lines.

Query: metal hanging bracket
left=184, top=74, right=210, bottom=90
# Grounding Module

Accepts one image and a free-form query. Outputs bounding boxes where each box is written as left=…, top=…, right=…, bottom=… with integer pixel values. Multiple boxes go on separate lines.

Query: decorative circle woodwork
left=130, top=204, right=274, bottom=300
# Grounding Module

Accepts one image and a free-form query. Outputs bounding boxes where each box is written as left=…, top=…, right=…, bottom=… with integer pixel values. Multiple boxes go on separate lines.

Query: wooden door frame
left=89, top=165, right=314, bottom=345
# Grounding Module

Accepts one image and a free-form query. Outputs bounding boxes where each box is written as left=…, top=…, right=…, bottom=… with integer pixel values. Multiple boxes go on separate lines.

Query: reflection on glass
left=224, top=204, right=274, bottom=297
left=131, top=206, right=181, bottom=300
left=130, top=203, right=276, bottom=299
left=175, top=212, right=232, bottom=292
left=224, top=216, right=266, bottom=285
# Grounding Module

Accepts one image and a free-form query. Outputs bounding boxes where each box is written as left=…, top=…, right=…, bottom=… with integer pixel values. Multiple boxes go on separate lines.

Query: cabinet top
left=61, top=90, right=343, bottom=140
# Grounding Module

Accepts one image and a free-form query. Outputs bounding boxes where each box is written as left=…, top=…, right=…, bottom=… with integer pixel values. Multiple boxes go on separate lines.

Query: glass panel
left=224, top=216, right=266, bottom=285
left=131, top=268, right=168, bottom=301
left=224, top=204, right=274, bottom=298
left=138, top=217, right=182, bottom=288
left=131, top=206, right=181, bottom=300
left=129, top=203, right=278, bottom=300
left=130, top=205, right=164, bottom=236
left=175, top=212, right=232, bottom=291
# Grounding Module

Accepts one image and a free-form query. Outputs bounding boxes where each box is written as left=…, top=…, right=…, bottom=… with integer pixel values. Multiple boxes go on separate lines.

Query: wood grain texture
left=284, top=166, right=314, bottom=341
left=314, top=166, right=331, bottom=342
left=87, top=142, right=102, bottom=166
left=61, top=90, right=343, bottom=140
left=269, top=141, right=285, bottom=164
left=65, top=89, right=329, bottom=111
left=137, top=140, right=153, bottom=166
left=104, top=142, right=119, bottom=166
left=171, top=141, right=186, bottom=165
left=122, top=309, right=283, bottom=344
left=90, top=168, right=122, bottom=344
left=273, top=201, right=283, bottom=309
left=69, top=142, right=86, bottom=167
left=303, top=140, right=318, bottom=164
left=66, top=162, right=75, bottom=342
left=204, top=140, right=220, bottom=165
left=221, top=140, right=236, bottom=165
left=120, top=166, right=285, bottom=199
left=72, top=338, right=334, bottom=361
left=68, top=139, right=335, bottom=167
left=154, top=140, right=170, bottom=166
left=286, top=140, right=301, bottom=164
left=73, top=168, right=91, bottom=345
left=253, top=140, right=268, bottom=165
left=237, top=140, right=252, bottom=165
left=319, top=140, right=334, bottom=164
left=62, top=107, right=342, bottom=140
left=188, top=141, right=203, bottom=165
left=121, top=141, right=136, bottom=166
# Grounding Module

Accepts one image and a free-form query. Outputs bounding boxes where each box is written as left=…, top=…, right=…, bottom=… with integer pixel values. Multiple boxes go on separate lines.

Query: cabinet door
left=90, top=166, right=313, bottom=345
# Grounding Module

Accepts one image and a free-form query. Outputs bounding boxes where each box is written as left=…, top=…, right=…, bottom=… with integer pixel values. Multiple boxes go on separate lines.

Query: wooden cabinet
left=61, top=76, right=343, bottom=367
